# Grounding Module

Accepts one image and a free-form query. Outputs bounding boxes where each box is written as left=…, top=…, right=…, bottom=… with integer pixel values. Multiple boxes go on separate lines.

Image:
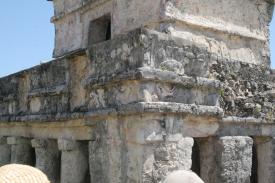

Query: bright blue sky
left=0, top=2, right=274, bottom=77
left=0, top=1, right=54, bottom=77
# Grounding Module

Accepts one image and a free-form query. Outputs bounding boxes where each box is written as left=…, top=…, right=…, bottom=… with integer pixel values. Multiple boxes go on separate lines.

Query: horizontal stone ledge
left=222, top=116, right=265, bottom=124
left=0, top=121, right=93, bottom=140
left=86, top=102, right=224, bottom=118
left=218, top=121, right=275, bottom=137
left=28, top=84, right=68, bottom=98
left=0, top=102, right=223, bottom=123
left=124, top=102, right=224, bottom=117
left=222, top=116, right=275, bottom=124
left=0, top=112, right=85, bottom=123
left=0, top=94, right=17, bottom=103
left=165, top=14, right=267, bottom=41
left=2, top=115, right=275, bottom=139
left=50, top=0, right=111, bottom=23
left=85, top=68, right=223, bottom=90
left=7, top=137, right=31, bottom=145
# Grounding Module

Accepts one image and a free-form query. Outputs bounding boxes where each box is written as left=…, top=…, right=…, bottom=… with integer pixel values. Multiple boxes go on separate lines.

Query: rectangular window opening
left=88, top=14, right=111, bottom=45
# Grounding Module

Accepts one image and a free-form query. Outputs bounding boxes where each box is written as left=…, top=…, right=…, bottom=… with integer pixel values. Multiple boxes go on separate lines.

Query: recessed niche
left=88, top=14, right=111, bottom=45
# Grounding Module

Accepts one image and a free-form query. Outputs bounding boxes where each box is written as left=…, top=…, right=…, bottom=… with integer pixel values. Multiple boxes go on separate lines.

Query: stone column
left=150, top=137, right=194, bottom=182
left=58, top=139, right=89, bottom=183
left=31, top=139, right=60, bottom=183
left=7, top=137, right=34, bottom=165
left=89, top=118, right=196, bottom=183
left=89, top=135, right=194, bottom=183
left=255, top=137, right=275, bottom=183
left=199, top=136, right=253, bottom=183
left=0, top=137, right=10, bottom=166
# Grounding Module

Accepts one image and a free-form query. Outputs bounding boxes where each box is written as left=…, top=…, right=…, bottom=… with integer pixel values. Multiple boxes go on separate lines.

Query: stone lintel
left=58, top=139, right=80, bottom=151
left=7, top=137, right=30, bottom=145
left=0, top=120, right=93, bottom=140
left=31, top=139, right=48, bottom=148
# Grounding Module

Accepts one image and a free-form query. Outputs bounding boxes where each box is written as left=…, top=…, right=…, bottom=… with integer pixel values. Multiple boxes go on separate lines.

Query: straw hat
left=0, top=164, right=50, bottom=183
left=163, top=170, right=204, bottom=183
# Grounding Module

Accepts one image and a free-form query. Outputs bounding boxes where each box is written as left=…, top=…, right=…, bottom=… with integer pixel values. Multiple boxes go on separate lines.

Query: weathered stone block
left=255, top=137, right=275, bottom=183
left=0, top=137, right=10, bottom=166
left=58, top=139, right=89, bottom=183
left=150, top=137, right=194, bottom=182
left=7, top=137, right=34, bottom=165
left=32, top=139, right=60, bottom=183
left=89, top=118, right=194, bottom=183
left=89, top=120, right=122, bottom=183
left=199, top=136, right=253, bottom=183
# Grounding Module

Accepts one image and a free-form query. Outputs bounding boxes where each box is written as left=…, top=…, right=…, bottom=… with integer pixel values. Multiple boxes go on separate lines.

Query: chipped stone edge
left=0, top=102, right=223, bottom=123
left=85, top=67, right=223, bottom=91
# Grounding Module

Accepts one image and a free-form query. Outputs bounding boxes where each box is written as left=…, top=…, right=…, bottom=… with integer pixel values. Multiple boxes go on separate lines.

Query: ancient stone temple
left=0, top=0, right=274, bottom=182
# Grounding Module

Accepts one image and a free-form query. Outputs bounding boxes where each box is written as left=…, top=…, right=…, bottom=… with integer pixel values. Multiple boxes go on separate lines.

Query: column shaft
left=0, top=137, right=10, bottom=166
left=58, top=139, right=89, bottom=183
left=199, top=136, right=253, bottom=183
left=31, top=139, right=60, bottom=183
left=7, top=137, right=34, bottom=165
left=255, top=137, right=275, bottom=183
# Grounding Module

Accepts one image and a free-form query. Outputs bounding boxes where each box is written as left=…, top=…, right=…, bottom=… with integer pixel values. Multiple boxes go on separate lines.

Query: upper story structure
left=49, top=0, right=274, bottom=65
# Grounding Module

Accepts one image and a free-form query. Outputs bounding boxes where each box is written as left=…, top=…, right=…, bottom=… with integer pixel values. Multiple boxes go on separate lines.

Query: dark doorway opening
left=250, top=140, right=258, bottom=183
left=88, top=14, right=111, bottom=45
left=191, top=139, right=201, bottom=176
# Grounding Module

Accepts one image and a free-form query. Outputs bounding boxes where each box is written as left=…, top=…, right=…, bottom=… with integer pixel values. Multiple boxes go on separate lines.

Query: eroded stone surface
left=32, top=139, right=60, bottom=183
left=7, top=137, right=34, bottom=165
left=0, top=0, right=274, bottom=183
left=199, top=136, right=253, bottom=183
left=58, top=139, right=89, bottom=183
left=0, top=137, right=10, bottom=166
left=255, top=137, right=275, bottom=183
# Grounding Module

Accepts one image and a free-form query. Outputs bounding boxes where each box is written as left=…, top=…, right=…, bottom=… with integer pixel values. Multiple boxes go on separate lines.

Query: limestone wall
left=0, top=28, right=275, bottom=182
left=0, top=1, right=275, bottom=180
left=1, top=28, right=275, bottom=138
left=50, top=0, right=274, bottom=66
